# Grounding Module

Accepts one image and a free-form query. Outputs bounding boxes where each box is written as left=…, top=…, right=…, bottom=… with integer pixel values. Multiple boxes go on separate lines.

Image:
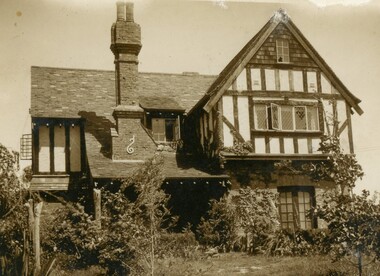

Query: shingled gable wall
left=110, top=2, right=156, bottom=161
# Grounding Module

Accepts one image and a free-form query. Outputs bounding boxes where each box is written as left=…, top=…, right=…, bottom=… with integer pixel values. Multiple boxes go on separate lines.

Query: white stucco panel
left=255, top=137, right=266, bottom=154
left=237, top=96, right=250, bottom=141
left=223, top=122, right=234, bottom=147
left=269, top=137, right=281, bottom=154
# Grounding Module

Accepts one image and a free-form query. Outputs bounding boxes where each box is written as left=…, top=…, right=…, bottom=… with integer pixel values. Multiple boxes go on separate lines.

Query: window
left=254, top=104, right=319, bottom=131
left=151, top=118, right=179, bottom=142
left=251, top=68, right=261, bottom=90
left=254, top=104, right=268, bottom=130
left=294, top=106, right=307, bottom=130
left=278, top=187, right=316, bottom=230
left=20, top=134, right=32, bottom=160
left=35, top=120, right=82, bottom=174
left=276, top=39, right=289, bottom=63
left=307, top=71, right=317, bottom=92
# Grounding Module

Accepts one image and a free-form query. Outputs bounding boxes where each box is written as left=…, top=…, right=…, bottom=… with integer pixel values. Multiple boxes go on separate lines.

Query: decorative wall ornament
left=127, top=135, right=135, bottom=154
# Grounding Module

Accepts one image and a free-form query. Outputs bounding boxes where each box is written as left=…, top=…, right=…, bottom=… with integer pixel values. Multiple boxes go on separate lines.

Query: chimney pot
left=116, top=1, right=126, bottom=21
left=126, top=3, right=134, bottom=22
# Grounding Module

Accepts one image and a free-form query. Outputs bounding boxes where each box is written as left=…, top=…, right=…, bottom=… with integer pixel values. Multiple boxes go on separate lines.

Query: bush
left=234, top=188, right=280, bottom=254
left=45, top=156, right=174, bottom=275
left=264, top=229, right=329, bottom=256
left=0, top=144, right=28, bottom=275
left=315, top=190, right=380, bottom=262
left=196, top=196, right=238, bottom=251
left=43, top=203, right=101, bottom=270
left=158, top=227, right=199, bottom=259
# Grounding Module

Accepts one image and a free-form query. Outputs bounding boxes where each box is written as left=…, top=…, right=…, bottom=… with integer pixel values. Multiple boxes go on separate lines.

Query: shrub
left=45, top=156, right=174, bottom=275
left=0, top=144, right=28, bottom=275
left=263, top=229, right=329, bottom=256
left=158, top=227, right=199, bottom=259
left=315, top=190, right=380, bottom=262
left=234, top=188, right=280, bottom=254
left=196, top=196, right=238, bottom=251
left=43, top=203, right=101, bottom=270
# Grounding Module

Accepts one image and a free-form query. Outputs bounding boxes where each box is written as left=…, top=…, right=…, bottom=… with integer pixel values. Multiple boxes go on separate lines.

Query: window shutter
left=20, top=134, right=32, bottom=160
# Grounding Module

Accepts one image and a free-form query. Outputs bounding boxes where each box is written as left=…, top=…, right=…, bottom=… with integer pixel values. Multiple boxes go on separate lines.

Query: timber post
left=93, top=188, right=101, bottom=228
left=33, top=202, right=43, bottom=276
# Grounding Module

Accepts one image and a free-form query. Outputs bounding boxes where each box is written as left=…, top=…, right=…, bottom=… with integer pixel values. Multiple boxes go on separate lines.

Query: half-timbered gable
left=186, top=9, right=362, bottom=230
left=189, top=9, right=362, bottom=161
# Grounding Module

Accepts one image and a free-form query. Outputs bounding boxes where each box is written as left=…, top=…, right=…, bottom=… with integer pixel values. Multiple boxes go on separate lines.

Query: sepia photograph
left=0, top=0, right=379, bottom=275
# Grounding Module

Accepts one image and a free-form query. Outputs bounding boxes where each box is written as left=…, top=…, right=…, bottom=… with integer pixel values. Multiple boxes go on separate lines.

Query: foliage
left=314, top=190, right=380, bottom=262
left=0, top=144, right=28, bottom=275
left=304, top=135, right=363, bottom=194
left=0, top=144, right=21, bottom=216
left=22, top=165, right=33, bottom=185
left=196, top=196, right=238, bottom=251
left=47, top=155, right=173, bottom=275
left=274, top=135, right=363, bottom=196
left=234, top=188, right=280, bottom=254
left=221, top=141, right=254, bottom=155
left=264, top=229, right=329, bottom=257
left=196, top=188, right=280, bottom=254
left=44, top=203, right=101, bottom=269
left=158, top=226, right=199, bottom=259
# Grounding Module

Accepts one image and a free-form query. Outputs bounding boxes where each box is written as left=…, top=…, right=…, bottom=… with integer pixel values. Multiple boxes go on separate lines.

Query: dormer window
left=276, top=39, right=289, bottom=63
left=151, top=118, right=179, bottom=142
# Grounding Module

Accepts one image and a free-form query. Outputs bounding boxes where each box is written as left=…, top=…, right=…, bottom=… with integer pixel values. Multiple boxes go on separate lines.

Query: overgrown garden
left=1, top=134, right=379, bottom=275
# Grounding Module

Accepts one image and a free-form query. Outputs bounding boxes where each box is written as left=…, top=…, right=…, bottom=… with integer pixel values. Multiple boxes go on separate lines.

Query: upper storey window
left=34, top=119, right=83, bottom=174
left=254, top=103, right=319, bottom=132
left=276, top=39, right=290, bottom=63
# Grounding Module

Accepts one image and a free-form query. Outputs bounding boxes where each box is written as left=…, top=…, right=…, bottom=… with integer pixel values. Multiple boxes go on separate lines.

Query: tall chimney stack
left=116, top=1, right=126, bottom=21
left=111, top=1, right=141, bottom=106
left=110, top=2, right=156, bottom=161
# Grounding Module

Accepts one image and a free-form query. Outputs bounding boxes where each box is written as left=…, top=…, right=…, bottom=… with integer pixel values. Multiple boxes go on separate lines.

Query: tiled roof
left=139, top=96, right=184, bottom=111
left=30, top=66, right=216, bottom=118
left=161, top=152, right=229, bottom=179
left=30, top=66, right=217, bottom=179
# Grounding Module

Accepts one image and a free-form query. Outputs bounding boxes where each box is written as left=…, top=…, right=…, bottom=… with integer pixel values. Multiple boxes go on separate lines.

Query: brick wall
left=112, top=118, right=156, bottom=160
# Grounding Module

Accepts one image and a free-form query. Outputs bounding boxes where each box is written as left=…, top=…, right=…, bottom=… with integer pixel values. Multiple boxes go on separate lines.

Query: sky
left=0, top=0, right=379, bottom=194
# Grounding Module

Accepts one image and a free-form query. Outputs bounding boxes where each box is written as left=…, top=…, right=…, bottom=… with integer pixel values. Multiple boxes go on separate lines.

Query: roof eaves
left=188, top=19, right=277, bottom=116
left=285, top=20, right=363, bottom=115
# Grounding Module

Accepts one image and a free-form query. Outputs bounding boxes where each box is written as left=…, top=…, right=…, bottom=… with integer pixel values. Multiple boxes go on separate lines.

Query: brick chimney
left=111, top=1, right=141, bottom=105
left=110, top=2, right=156, bottom=161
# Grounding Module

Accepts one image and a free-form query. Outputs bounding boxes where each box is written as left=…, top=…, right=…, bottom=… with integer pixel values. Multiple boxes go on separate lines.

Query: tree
left=0, top=144, right=27, bottom=275
left=315, top=190, right=380, bottom=275
left=48, top=155, right=172, bottom=275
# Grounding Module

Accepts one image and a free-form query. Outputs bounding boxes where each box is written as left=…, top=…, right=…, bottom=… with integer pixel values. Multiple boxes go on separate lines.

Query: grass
left=154, top=253, right=380, bottom=276
left=52, top=252, right=380, bottom=275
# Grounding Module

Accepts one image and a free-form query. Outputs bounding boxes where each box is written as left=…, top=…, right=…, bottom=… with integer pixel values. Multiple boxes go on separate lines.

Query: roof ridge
left=31, top=66, right=217, bottom=78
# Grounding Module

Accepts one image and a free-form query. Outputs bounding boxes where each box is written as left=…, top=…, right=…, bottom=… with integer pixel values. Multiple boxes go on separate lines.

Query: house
left=25, top=3, right=362, bottom=230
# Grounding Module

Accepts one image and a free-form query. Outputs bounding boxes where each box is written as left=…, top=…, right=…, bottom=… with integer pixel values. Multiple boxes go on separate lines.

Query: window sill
left=32, top=174, right=69, bottom=178
left=251, top=130, right=322, bottom=137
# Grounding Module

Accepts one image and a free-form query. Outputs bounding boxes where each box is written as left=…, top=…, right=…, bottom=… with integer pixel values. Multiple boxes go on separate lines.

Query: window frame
left=253, top=103, right=320, bottom=132
left=32, top=118, right=85, bottom=175
left=276, top=39, right=290, bottom=63
left=151, top=117, right=179, bottom=143
left=278, top=186, right=317, bottom=230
